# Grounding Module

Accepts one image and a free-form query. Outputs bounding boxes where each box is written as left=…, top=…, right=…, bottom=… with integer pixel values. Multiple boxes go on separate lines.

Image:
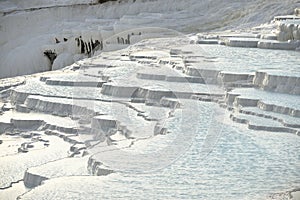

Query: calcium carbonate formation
left=0, top=1, right=299, bottom=200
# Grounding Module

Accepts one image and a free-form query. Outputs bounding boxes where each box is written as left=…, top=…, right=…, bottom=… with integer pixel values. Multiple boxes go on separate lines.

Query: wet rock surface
left=0, top=9, right=300, bottom=200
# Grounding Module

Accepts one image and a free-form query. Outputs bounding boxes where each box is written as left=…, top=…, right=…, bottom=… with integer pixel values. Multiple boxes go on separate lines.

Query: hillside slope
left=0, top=0, right=299, bottom=78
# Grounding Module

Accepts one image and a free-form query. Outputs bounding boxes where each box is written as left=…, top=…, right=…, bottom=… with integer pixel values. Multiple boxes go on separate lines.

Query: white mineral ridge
left=0, top=0, right=299, bottom=78
left=19, top=175, right=117, bottom=200
left=25, top=157, right=89, bottom=182
left=0, top=1, right=300, bottom=200
left=52, top=52, right=74, bottom=70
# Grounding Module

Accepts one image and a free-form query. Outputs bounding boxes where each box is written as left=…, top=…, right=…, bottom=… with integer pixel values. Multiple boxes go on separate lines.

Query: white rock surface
left=0, top=1, right=300, bottom=200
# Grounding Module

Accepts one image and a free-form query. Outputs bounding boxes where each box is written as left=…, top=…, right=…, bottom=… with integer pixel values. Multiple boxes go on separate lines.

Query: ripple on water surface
left=198, top=44, right=300, bottom=75
left=19, top=101, right=300, bottom=200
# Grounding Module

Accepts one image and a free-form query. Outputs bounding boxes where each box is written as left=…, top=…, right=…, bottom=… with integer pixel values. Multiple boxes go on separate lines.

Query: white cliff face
left=276, top=21, right=300, bottom=41
left=274, top=8, right=300, bottom=42
left=0, top=0, right=299, bottom=78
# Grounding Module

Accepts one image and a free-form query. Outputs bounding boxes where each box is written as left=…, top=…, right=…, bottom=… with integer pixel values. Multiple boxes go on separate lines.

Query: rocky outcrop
left=239, top=107, right=300, bottom=128
left=10, top=90, right=31, bottom=104
left=217, top=72, right=253, bottom=88
left=257, top=101, right=300, bottom=117
left=23, top=171, right=48, bottom=188
left=184, top=67, right=220, bottom=84
left=295, top=8, right=300, bottom=16
left=230, top=113, right=299, bottom=134
left=276, top=22, right=300, bottom=41
left=23, top=157, right=89, bottom=189
left=233, top=97, right=259, bottom=107
left=45, top=79, right=105, bottom=87
left=101, top=83, right=195, bottom=100
left=225, top=91, right=300, bottom=118
left=137, top=72, right=204, bottom=83
left=222, top=38, right=259, bottom=48
left=253, top=71, right=300, bottom=95
left=0, top=122, right=13, bottom=133
left=101, top=84, right=138, bottom=98
left=87, top=156, right=114, bottom=176
left=25, top=95, right=95, bottom=117
left=159, top=97, right=181, bottom=109
left=10, top=119, right=45, bottom=131
left=258, top=40, right=300, bottom=50
left=91, top=115, right=119, bottom=135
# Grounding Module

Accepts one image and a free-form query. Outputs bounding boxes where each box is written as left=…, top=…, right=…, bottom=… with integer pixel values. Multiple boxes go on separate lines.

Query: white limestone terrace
left=0, top=2, right=300, bottom=200
left=10, top=78, right=106, bottom=101
left=18, top=176, right=118, bottom=200
left=24, top=157, right=89, bottom=188
left=227, top=88, right=300, bottom=112
left=240, top=107, right=300, bottom=128
left=87, top=98, right=204, bottom=174
left=0, top=76, right=25, bottom=92
left=16, top=101, right=300, bottom=200
left=101, top=76, right=224, bottom=99
left=16, top=88, right=173, bottom=121
left=180, top=44, right=300, bottom=74
left=173, top=43, right=300, bottom=96
left=0, top=109, right=77, bottom=128
left=1, top=31, right=300, bottom=199
left=253, top=70, right=300, bottom=95
left=196, top=7, right=300, bottom=51
left=0, top=0, right=299, bottom=78
left=0, top=134, right=71, bottom=189
left=230, top=112, right=300, bottom=134
left=276, top=18, right=300, bottom=41
left=0, top=134, right=31, bottom=157
left=42, top=74, right=106, bottom=87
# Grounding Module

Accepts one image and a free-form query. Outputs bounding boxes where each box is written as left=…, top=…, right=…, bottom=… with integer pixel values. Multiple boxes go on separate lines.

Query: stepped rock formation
left=0, top=1, right=300, bottom=200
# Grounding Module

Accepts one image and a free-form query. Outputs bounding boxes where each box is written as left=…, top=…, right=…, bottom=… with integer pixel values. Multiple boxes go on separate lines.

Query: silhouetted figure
left=117, top=37, right=120, bottom=44
left=63, top=38, right=68, bottom=42
left=100, top=41, right=103, bottom=50
left=55, top=38, right=60, bottom=43
left=88, top=42, right=91, bottom=54
left=121, top=38, right=125, bottom=44
left=80, top=39, right=85, bottom=53
left=127, top=34, right=131, bottom=44
left=84, top=42, right=88, bottom=54
left=94, top=40, right=100, bottom=48
left=91, top=42, right=95, bottom=55
left=91, top=39, right=95, bottom=49
left=75, top=38, right=80, bottom=47
left=139, top=32, right=142, bottom=35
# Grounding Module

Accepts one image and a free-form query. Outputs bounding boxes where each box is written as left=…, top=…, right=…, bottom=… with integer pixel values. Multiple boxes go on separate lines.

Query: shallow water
left=3, top=42, right=300, bottom=200
left=230, top=88, right=300, bottom=110
left=199, top=44, right=300, bottom=75
left=0, top=135, right=70, bottom=188
left=96, top=102, right=300, bottom=200
left=20, top=101, right=300, bottom=200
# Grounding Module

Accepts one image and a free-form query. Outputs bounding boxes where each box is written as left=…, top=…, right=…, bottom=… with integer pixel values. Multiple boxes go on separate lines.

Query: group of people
left=75, top=36, right=103, bottom=56
left=44, top=32, right=143, bottom=67
left=116, top=32, right=142, bottom=45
